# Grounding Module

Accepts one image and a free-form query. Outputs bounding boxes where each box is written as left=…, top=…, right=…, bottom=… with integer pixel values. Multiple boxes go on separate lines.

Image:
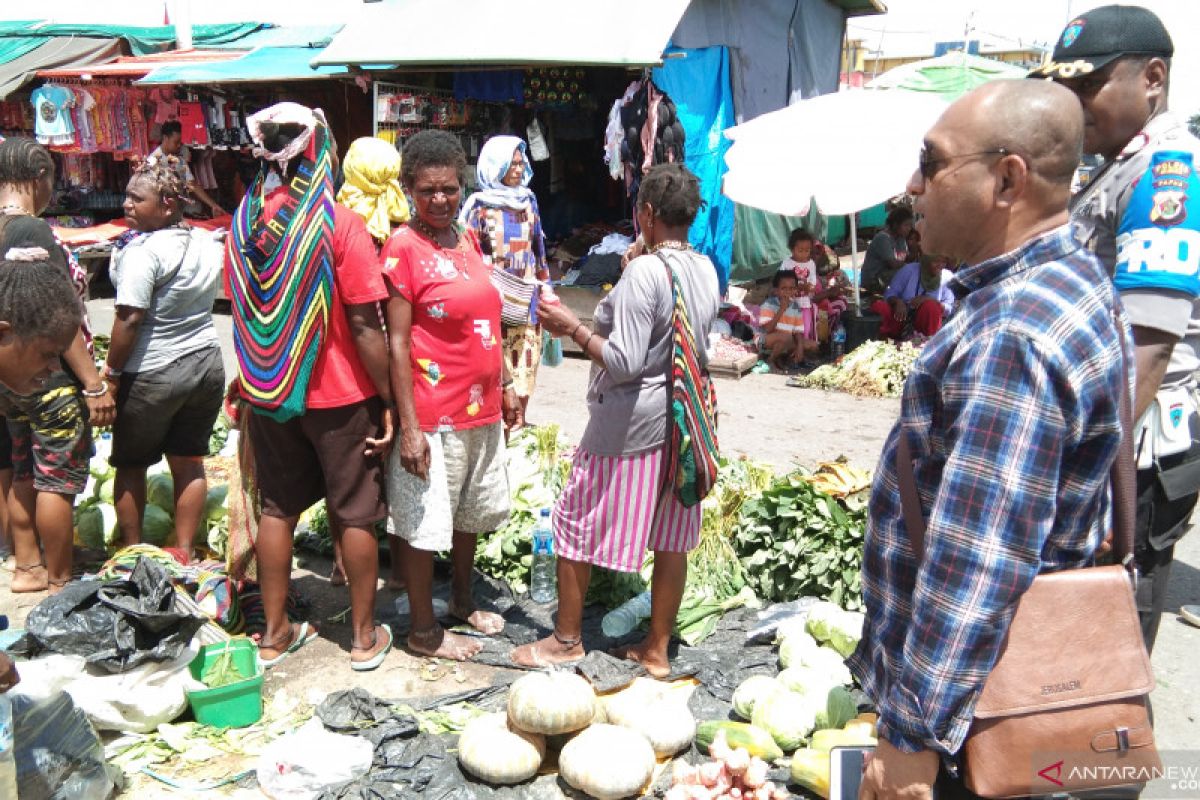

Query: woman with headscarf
left=458, top=136, right=547, bottom=423
left=326, top=136, right=410, bottom=592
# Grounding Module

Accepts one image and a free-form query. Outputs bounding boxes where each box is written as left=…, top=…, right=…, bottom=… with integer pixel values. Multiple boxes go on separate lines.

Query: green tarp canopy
left=0, top=22, right=266, bottom=58
left=866, top=51, right=1028, bottom=102
left=138, top=46, right=348, bottom=85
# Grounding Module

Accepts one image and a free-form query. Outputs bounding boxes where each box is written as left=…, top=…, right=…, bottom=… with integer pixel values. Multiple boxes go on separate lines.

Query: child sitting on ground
left=811, top=242, right=852, bottom=347
left=759, top=271, right=818, bottom=371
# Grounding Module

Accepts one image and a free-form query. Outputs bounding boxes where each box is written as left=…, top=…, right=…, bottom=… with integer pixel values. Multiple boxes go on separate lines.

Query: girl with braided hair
left=0, top=255, right=84, bottom=393
left=0, top=136, right=111, bottom=594
left=512, top=164, right=720, bottom=676
left=103, top=155, right=224, bottom=560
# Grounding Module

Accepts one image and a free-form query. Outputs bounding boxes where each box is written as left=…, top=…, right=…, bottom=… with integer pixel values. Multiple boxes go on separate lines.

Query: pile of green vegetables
left=796, top=339, right=921, bottom=398
left=74, top=455, right=229, bottom=556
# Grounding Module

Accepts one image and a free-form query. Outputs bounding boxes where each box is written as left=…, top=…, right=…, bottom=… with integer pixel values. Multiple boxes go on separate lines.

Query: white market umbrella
left=722, top=90, right=949, bottom=309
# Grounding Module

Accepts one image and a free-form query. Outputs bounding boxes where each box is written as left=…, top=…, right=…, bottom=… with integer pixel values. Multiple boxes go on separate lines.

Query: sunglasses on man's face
left=918, top=146, right=1010, bottom=181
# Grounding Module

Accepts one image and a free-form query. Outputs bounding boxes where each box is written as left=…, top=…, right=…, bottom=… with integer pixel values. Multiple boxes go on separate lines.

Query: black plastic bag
left=11, top=557, right=205, bottom=673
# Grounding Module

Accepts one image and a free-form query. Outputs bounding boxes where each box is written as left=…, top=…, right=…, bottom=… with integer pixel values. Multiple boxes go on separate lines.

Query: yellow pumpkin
left=558, top=723, right=656, bottom=799
left=603, top=678, right=695, bottom=757
left=457, top=713, right=545, bottom=785
left=507, top=670, right=597, bottom=735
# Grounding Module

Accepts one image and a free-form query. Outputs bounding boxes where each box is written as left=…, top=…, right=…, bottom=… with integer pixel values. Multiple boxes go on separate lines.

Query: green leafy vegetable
left=795, top=339, right=921, bottom=397
left=201, top=648, right=248, bottom=688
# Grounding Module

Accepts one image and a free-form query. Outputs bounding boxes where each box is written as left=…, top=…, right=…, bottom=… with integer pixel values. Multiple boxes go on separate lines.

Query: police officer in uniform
left=1034, top=4, right=1200, bottom=654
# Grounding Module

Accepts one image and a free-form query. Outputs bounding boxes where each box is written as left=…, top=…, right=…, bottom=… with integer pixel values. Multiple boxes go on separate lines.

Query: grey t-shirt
left=1071, top=112, right=1200, bottom=392
left=578, top=249, right=720, bottom=457
left=861, top=230, right=907, bottom=296
left=110, top=226, right=220, bottom=373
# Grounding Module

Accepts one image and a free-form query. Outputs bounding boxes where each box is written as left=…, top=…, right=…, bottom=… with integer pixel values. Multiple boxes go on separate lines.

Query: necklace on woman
left=648, top=240, right=692, bottom=253
left=0, top=204, right=29, bottom=216
left=409, top=217, right=463, bottom=251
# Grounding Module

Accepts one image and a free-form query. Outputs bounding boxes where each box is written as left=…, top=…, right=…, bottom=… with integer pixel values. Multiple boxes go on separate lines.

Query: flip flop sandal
left=351, top=623, right=393, bottom=672
left=257, top=621, right=318, bottom=669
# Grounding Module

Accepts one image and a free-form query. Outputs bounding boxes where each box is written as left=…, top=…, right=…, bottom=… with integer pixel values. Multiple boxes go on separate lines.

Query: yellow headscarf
left=336, top=136, right=410, bottom=243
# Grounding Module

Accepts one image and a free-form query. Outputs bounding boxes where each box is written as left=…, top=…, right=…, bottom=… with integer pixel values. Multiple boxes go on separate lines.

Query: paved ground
left=1, top=299, right=1195, bottom=796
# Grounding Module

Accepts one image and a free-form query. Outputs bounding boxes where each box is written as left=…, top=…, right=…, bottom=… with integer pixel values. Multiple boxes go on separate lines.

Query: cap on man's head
left=1028, top=4, right=1172, bottom=80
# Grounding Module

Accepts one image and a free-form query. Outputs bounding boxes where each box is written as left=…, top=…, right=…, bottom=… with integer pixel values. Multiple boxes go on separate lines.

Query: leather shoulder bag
left=895, top=301, right=1161, bottom=799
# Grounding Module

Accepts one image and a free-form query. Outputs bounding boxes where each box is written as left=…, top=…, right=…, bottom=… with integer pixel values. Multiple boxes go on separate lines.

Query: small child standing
left=779, top=228, right=818, bottom=346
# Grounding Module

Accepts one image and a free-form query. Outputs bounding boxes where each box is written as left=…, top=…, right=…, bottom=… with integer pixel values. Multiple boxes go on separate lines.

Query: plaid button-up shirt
left=847, top=225, right=1128, bottom=756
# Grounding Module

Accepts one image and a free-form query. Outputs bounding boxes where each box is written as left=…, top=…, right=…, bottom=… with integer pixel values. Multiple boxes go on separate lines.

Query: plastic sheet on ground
left=12, top=690, right=120, bottom=800
left=311, top=606, right=810, bottom=799
left=11, top=557, right=205, bottom=673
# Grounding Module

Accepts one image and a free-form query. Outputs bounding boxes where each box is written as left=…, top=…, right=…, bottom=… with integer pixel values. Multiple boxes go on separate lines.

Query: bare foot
left=329, top=565, right=346, bottom=587
left=407, top=625, right=483, bottom=661
left=11, top=563, right=48, bottom=593
left=385, top=577, right=406, bottom=592
left=611, top=639, right=670, bottom=679
left=351, top=624, right=392, bottom=666
left=449, top=600, right=505, bottom=635
left=46, top=578, right=70, bottom=596
left=511, top=632, right=585, bottom=668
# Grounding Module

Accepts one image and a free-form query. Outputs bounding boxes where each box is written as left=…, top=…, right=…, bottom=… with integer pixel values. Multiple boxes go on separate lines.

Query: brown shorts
left=247, top=397, right=387, bottom=528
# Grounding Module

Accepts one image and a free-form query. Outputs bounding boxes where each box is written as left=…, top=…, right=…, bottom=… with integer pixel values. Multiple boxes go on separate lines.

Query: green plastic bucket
left=187, top=638, right=263, bottom=728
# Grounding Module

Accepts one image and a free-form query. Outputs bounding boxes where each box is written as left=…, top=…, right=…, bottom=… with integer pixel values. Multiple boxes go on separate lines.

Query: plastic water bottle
left=831, top=322, right=846, bottom=360
left=530, top=509, right=556, bottom=603
left=601, top=591, right=653, bottom=638
left=0, top=694, right=16, bottom=800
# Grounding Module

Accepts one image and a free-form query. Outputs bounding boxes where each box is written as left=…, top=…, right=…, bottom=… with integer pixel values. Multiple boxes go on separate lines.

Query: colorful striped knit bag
left=658, top=252, right=720, bottom=507
left=226, top=125, right=335, bottom=421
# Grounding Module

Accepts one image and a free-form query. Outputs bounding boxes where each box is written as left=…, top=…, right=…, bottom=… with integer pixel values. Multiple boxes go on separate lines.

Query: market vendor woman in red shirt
left=383, top=130, right=522, bottom=661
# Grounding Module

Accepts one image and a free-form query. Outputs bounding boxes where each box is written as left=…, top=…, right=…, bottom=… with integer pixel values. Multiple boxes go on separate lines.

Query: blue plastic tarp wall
left=653, top=45, right=735, bottom=292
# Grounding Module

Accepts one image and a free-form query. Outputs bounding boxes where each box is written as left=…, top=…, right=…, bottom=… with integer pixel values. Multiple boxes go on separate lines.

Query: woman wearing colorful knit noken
left=458, top=136, right=548, bottom=425
left=224, top=102, right=395, bottom=672
left=511, top=164, right=720, bottom=677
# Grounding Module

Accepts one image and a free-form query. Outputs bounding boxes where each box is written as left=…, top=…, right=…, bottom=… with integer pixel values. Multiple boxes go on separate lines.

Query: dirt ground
left=2, top=303, right=1196, bottom=796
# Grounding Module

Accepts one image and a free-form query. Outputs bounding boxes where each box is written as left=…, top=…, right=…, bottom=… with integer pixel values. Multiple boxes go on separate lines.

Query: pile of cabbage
left=73, top=441, right=229, bottom=555
left=727, top=602, right=867, bottom=753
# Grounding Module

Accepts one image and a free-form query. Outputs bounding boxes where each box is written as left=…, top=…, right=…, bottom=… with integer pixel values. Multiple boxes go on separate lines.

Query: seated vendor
left=869, top=253, right=955, bottom=341
left=759, top=270, right=818, bottom=370
left=144, top=121, right=227, bottom=218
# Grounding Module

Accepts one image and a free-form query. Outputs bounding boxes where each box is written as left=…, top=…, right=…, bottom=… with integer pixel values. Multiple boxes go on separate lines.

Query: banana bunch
left=804, top=461, right=871, bottom=498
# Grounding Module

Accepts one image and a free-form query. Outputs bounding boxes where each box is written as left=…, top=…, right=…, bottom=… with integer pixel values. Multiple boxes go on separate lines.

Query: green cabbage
left=204, top=484, right=228, bottom=523
left=96, top=476, right=114, bottom=505
left=778, top=629, right=820, bottom=668
left=776, top=666, right=843, bottom=705
left=805, top=603, right=864, bottom=658
left=799, top=646, right=853, bottom=686
left=824, top=686, right=858, bottom=730
left=146, top=473, right=175, bottom=513
left=750, top=688, right=818, bottom=752
left=142, top=504, right=174, bottom=546
left=75, top=503, right=106, bottom=550
left=732, top=675, right=781, bottom=720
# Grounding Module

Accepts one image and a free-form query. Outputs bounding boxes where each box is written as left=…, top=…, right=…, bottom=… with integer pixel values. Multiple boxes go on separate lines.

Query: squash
left=695, top=721, right=784, bottom=761
left=604, top=678, right=695, bottom=757
left=790, top=747, right=832, bottom=798
left=507, top=670, right=597, bottom=735
left=457, top=713, right=545, bottom=785
left=558, top=723, right=656, bottom=799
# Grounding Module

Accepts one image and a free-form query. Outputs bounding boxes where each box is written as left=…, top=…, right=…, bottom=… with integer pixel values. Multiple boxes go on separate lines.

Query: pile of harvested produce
left=667, top=729, right=789, bottom=800
left=795, top=339, right=921, bottom=397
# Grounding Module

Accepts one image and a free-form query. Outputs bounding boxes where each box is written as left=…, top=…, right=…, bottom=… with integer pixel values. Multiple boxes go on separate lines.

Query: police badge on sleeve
left=1115, top=151, right=1200, bottom=297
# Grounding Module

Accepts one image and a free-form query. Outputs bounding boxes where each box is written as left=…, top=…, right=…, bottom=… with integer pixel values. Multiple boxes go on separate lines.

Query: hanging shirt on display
left=31, top=85, right=76, bottom=146
left=177, top=102, right=209, bottom=147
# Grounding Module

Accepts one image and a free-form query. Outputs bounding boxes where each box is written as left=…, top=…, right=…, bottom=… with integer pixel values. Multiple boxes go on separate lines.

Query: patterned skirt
left=552, top=446, right=702, bottom=573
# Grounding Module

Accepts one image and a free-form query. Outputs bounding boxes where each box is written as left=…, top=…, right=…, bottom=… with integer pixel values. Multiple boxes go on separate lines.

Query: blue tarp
left=137, top=46, right=347, bottom=85
left=653, top=45, right=736, bottom=292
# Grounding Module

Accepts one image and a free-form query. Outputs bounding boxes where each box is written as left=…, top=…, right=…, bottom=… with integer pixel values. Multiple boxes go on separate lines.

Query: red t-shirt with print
left=226, top=188, right=388, bottom=409
left=380, top=226, right=502, bottom=432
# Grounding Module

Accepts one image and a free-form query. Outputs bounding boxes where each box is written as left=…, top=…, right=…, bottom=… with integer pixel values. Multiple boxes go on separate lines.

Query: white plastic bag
left=256, top=719, right=373, bottom=799
left=63, top=644, right=200, bottom=733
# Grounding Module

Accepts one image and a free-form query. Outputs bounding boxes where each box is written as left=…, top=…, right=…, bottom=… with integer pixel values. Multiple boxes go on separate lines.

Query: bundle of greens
left=733, top=471, right=867, bottom=610
left=201, top=648, right=250, bottom=688
left=796, top=339, right=921, bottom=398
